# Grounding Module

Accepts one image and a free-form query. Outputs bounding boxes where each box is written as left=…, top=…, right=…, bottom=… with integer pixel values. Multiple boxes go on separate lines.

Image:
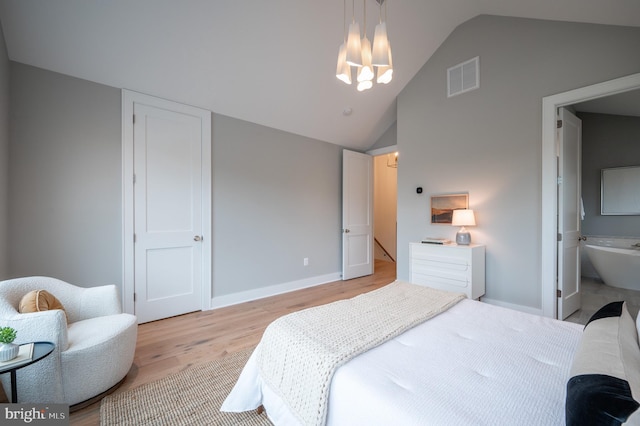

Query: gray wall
left=397, top=15, right=640, bottom=310
left=212, top=115, right=342, bottom=296
left=9, top=63, right=122, bottom=286
left=369, top=122, right=397, bottom=151
left=8, top=63, right=344, bottom=298
left=579, top=112, right=640, bottom=237
left=0, top=27, right=8, bottom=279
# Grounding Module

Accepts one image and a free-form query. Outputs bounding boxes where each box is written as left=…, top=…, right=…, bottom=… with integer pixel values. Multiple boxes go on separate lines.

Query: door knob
left=194, top=235, right=203, bottom=242
left=578, top=236, right=587, bottom=241
left=344, top=229, right=350, bottom=233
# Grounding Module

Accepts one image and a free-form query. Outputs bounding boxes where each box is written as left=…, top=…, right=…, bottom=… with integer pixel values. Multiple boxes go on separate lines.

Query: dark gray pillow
left=566, top=301, right=640, bottom=426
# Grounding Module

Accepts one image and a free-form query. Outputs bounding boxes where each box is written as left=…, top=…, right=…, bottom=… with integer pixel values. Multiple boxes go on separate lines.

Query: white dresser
left=409, top=242, right=485, bottom=299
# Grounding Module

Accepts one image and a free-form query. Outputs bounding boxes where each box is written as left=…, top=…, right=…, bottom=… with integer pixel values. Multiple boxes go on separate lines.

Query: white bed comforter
left=222, top=298, right=583, bottom=426
left=255, top=281, right=464, bottom=426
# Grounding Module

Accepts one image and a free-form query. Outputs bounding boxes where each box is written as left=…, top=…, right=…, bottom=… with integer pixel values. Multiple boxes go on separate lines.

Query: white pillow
left=567, top=301, right=640, bottom=426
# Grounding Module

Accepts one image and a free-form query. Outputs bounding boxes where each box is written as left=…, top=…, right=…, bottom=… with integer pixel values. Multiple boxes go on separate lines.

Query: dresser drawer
left=409, top=242, right=485, bottom=299
left=411, top=255, right=470, bottom=274
left=411, top=271, right=470, bottom=290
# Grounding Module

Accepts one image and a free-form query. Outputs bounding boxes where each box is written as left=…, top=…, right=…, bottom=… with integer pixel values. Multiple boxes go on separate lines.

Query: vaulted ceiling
left=1, top=1, right=639, bottom=150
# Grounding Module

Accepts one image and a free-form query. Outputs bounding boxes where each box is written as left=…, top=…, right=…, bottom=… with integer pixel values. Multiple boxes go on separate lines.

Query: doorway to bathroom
left=563, top=105, right=640, bottom=324
left=541, top=73, right=640, bottom=321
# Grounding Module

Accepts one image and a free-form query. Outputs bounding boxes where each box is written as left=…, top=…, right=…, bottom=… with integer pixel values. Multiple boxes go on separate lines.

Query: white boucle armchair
left=0, top=276, right=137, bottom=406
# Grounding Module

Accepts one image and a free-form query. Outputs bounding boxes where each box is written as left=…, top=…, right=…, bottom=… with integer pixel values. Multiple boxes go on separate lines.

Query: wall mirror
left=601, top=166, right=640, bottom=215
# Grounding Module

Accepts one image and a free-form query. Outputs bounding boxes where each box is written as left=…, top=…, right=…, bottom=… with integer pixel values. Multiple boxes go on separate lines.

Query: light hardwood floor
left=69, top=260, right=396, bottom=425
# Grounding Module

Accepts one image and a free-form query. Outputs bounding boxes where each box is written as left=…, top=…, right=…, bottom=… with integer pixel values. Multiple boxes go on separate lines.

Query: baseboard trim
left=208, top=272, right=342, bottom=310
left=481, top=297, right=544, bottom=316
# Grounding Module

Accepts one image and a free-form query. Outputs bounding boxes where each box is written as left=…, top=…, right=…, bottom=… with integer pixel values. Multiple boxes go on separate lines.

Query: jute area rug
left=100, top=348, right=272, bottom=426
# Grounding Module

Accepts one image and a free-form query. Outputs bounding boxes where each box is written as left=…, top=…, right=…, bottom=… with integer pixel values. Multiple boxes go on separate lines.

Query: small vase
left=0, top=343, right=19, bottom=361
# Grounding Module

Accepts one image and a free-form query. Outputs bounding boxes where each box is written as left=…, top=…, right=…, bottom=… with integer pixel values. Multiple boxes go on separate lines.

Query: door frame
left=541, top=72, right=640, bottom=319
left=367, top=145, right=398, bottom=156
left=122, top=90, right=212, bottom=316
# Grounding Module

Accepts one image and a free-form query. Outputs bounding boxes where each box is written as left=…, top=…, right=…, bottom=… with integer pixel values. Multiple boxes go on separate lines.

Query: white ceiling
left=1, top=1, right=639, bottom=151
left=574, top=89, right=640, bottom=118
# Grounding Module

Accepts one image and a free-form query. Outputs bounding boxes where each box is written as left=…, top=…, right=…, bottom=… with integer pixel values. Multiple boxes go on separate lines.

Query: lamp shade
left=452, top=209, right=476, bottom=227
left=345, top=21, right=363, bottom=66
left=357, top=79, right=373, bottom=91
left=371, top=22, right=390, bottom=66
left=357, top=36, right=374, bottom=82
left=335, top=43, right=352, bottom=84
left=376, top=46, right=393, bottom=84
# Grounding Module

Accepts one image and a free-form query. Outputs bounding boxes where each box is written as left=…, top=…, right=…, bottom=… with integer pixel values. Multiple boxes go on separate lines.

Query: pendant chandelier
left=336, top=0, right=393, bottom=91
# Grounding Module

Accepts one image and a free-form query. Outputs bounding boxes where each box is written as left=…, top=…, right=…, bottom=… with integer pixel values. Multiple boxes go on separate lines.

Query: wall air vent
left=447, top=56, right=479, bottom=98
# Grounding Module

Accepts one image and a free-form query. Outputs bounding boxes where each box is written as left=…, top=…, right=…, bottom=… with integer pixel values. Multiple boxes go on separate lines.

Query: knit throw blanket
left=255, top=280, right=465, bottom=426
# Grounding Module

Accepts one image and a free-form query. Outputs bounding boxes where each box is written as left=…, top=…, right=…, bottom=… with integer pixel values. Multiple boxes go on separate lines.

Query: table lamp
left=452, top=209, right=476, bottom=245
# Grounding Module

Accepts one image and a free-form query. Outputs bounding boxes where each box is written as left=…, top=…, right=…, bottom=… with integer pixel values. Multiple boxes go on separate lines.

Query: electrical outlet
left=303, top=257, right=309, bottom=266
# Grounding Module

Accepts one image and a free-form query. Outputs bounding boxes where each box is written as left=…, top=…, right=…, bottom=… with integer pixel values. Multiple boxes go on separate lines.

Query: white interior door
left=557, top=108, right=582, bottom=320
left=342, top=150, right=373, bottom=280
left=123, top=91, right=211, bottom=323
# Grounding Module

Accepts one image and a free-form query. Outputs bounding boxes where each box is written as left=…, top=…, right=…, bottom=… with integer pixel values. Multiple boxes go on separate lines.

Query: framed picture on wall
left=431, top=193, right=469, bottom=224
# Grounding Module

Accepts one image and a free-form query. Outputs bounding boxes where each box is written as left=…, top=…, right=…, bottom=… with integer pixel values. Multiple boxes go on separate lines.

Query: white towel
left=580, top=197, right=585, bottom=220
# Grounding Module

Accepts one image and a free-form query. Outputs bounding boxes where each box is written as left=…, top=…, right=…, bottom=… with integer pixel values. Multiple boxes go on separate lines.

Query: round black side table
left=0, top=341, right=55, bottom=403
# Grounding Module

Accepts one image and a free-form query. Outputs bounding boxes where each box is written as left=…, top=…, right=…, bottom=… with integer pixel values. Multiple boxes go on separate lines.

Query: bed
left=222, top=281, right=640, bottom=426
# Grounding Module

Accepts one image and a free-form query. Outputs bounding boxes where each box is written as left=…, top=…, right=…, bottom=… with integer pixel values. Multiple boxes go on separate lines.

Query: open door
left=557, top=108, right=582, bottom=319
left=342, top=150, right=373, bottom=280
